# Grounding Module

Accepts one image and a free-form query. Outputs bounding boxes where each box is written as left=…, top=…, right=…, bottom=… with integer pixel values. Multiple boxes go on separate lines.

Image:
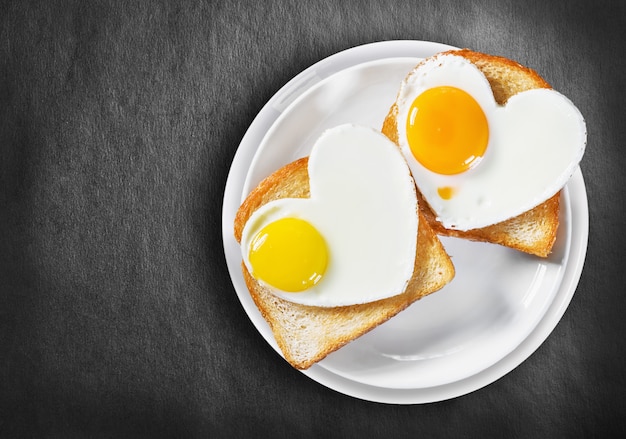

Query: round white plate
left=222, top=41, right=588, bottom=404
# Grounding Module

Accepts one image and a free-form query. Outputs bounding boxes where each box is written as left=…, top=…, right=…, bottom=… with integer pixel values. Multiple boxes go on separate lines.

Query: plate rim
left=221, top=40, right=589, bottom=404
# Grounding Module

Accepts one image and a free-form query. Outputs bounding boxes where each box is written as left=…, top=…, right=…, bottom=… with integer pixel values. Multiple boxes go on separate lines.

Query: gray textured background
left=1, top=0, right=625, bottom=437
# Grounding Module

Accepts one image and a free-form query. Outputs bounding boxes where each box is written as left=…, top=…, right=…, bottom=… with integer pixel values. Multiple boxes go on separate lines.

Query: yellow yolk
left=406, top=86, right=489, bottom=175
left=437, top=186, right=455, bottom=200
left=248, top=217, right=328, bottom=292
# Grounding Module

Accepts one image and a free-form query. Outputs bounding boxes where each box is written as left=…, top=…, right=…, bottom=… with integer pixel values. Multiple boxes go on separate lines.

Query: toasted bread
left=234, top=157, right=455, bottom=370
left=382, top=49, right=561, bottom=258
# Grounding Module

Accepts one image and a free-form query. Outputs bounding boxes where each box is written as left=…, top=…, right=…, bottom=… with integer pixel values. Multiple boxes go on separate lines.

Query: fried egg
left=395, top=53, right=587, bottom=231
left=240, top=124, right=418, bottom=307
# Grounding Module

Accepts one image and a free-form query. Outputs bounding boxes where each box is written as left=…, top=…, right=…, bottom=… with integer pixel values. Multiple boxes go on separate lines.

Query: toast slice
left=234, top=157, right=455, bottom=370
left=382, top=49, right=560, bottom=258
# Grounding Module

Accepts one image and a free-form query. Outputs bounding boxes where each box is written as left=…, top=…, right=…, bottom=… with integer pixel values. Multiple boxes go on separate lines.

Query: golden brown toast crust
left=382, top=49, right=560, bottom=258
left=234, top=156, right=455, bottom=369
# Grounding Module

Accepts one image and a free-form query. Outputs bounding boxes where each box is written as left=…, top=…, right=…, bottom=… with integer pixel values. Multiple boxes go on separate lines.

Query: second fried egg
left=395, top=52, right=586, bottom=231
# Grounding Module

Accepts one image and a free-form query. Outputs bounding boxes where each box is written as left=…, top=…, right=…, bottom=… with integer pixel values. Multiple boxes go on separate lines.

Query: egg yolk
left=249, top=217, right=328, bottom=292
left=406, top=86, right=489, bottom=175
left=437, top=186, right=455, bottom=200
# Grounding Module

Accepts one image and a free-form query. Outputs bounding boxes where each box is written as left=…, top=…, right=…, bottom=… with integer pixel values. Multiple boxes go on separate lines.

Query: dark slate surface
left=1, top=0, right=625, bottom=437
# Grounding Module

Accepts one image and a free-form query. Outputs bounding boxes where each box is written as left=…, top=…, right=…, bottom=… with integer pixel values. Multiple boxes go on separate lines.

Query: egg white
left=240, top=124, right=419, bottom=307
left=395, top=53, right=587, bottom=231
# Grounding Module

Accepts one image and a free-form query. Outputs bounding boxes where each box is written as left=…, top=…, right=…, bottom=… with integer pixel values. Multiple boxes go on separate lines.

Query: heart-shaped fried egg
left=395, top=53, right=587, bottom=231
left=240, top=124, right=419, bottom=307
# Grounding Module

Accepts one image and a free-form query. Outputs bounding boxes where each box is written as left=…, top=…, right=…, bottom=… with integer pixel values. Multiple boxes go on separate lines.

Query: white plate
left=222, top=41, right=588, bottom=403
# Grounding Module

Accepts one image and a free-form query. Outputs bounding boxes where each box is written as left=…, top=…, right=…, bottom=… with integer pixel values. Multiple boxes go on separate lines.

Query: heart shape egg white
left=240, top=124, right=419, bottom=307
left=395, top=53, right=587, bottom=231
